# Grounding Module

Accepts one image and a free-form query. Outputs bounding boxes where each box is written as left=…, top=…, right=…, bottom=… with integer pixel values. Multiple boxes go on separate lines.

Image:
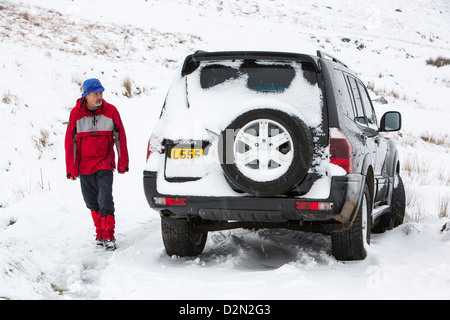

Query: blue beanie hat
left=82, top=78, right=105, bottom=97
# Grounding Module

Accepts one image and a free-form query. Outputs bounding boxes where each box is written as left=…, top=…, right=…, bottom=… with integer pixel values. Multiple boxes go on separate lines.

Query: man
left=65, top=78, right=129, bottom=251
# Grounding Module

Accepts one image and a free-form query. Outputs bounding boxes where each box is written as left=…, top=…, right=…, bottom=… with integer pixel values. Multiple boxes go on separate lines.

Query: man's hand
left=118, top=166, right=129, bottom=174
left=70, top=176, right=78, bottom=181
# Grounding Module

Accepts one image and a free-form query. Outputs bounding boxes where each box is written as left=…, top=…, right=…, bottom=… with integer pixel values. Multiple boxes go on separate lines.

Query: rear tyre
left=331, top=184, right=372, bottom=261
left=161, top=217, right=207, bottom=257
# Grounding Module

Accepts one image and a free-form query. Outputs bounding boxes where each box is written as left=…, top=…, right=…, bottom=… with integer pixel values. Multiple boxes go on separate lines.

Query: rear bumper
left=143, top=171, right=365, bottom=233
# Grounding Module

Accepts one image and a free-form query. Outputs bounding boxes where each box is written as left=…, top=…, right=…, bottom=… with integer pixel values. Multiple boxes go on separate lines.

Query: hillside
left=0, top=0, right=449, bottom=300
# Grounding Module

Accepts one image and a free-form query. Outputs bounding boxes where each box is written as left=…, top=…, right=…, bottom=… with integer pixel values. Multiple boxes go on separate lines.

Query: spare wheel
left=219, top=109, right=313, bottom=196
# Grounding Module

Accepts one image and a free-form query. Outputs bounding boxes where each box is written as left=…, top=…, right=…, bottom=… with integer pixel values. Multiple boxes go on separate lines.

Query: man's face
left=86, top=91, right=103, bottom=110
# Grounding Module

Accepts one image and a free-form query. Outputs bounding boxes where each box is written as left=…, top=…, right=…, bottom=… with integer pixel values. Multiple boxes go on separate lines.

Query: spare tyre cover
left=219, top=109, right=314, bottom=196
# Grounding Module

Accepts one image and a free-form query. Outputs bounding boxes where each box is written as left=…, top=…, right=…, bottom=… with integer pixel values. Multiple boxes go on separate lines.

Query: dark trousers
left=80, top=170, right=115, bottom=216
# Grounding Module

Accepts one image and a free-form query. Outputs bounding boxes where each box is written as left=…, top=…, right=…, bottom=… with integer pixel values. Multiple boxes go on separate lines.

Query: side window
left=336, top=71, right=354, bottom=118
left=357, top=82, right=378, bottom=131
left=348, top=77, right=366, bottom=125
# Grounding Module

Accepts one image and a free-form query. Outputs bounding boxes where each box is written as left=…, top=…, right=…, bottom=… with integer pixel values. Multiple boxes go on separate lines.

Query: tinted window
left=357, top=82, right=378, bottom=130
left=199, top=62, right=310, bottom=93
left=348, top=77, right=366, bottom=125
left=200, top=65, right=239, bottom=89
left=243, top=62, right=295, bottom=92
left=336, top=71, right=354, bottom=118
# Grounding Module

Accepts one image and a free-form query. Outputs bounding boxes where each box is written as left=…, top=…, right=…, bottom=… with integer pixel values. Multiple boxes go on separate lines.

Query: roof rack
left=316, top=50, right=348, bottom=68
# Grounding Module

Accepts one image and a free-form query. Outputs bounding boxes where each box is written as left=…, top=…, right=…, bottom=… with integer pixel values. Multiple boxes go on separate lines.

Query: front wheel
left=331, top=184, right=372, bottom=261
left=161, top=217, right=207, bottom=257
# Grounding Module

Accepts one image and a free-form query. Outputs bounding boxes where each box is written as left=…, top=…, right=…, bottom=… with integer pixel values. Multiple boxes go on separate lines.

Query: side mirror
left=380, top=111, right=401, bottom=132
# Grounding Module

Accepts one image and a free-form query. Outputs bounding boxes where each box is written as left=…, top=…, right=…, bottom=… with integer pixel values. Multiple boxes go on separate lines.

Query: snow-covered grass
left=0, top=0, right=449, bottom=300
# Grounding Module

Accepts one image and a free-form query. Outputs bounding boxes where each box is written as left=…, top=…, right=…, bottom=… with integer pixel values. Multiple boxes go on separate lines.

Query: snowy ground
left=0, top=0, right=449, bottom=300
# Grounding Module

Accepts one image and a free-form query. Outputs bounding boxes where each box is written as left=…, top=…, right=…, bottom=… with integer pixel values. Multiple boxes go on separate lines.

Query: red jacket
left=65, top=98, right=129, bottom=178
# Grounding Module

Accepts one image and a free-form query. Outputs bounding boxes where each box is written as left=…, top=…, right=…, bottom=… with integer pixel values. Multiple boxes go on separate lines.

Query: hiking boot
left=100, top=214, right=116, bottom=251
left=104, top=239, right=116, bottom=251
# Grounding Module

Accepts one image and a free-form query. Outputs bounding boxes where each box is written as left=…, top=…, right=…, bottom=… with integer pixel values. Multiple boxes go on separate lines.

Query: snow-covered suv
left=143, top=50, right=405, bottom=261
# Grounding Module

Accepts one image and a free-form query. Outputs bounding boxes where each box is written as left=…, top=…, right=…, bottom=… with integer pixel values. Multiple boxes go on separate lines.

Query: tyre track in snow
left=161, top=228, right=335, bottom=271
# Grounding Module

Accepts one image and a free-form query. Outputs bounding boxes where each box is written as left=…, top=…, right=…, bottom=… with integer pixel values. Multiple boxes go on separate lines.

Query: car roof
left=181, top=50, right=321, bottom=76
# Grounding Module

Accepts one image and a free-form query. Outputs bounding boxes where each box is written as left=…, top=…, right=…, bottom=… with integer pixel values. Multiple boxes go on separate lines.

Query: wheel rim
left=233, top=119, right=294, bottom=182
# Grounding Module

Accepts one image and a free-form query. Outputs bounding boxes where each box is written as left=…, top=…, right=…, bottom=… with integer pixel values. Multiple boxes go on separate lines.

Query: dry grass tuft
left=2, top=91, right=12, bottom=104
left=438, top=194, right=450, bottom=218
left=420, top=131, right=450, bottom=147
left=122, top=77, right=133, bottom=98
left=426, top=57, right=450, bottom=68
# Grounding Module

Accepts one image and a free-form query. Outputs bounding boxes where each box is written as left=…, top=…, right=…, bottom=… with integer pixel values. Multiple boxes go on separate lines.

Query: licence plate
left=170, top=148, right=203, bottom=159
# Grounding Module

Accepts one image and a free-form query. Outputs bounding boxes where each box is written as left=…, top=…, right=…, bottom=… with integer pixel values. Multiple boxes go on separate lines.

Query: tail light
left=146, top=139, right=152, bottom=161
left=146, top=135, right=165, bottom=162
left=153, top=197, right=187, bottom=206
left=329, top=127, right=353, bottom=173
left=295, top=201, right=333, bottom=211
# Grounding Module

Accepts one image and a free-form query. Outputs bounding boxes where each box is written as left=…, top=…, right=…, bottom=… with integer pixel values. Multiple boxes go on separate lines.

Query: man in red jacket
left=65, top=78, right=129, bottom=251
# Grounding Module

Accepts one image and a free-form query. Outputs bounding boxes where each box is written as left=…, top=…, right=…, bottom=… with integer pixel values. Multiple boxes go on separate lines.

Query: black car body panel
left=143, top=170, right=367, bottom=234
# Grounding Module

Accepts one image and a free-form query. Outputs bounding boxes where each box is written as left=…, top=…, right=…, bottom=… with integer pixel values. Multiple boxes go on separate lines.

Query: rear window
left=200, top=61, right=317, bottom=92
left=174, top=59, right=325, bottom=131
